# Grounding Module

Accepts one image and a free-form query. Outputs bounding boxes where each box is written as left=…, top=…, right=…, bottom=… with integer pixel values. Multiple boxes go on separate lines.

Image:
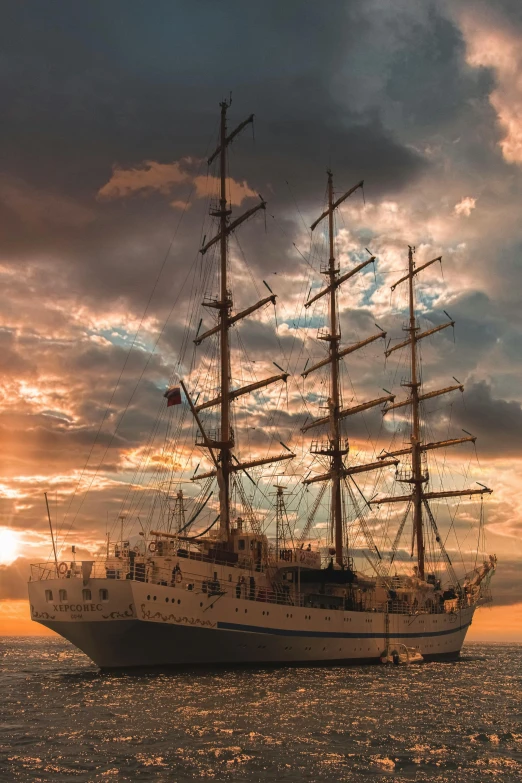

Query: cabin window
left=99, top=589, right=109, bottom=602
left=238, top=539, right=245, bottom=551
left=82, top=589, right=91, bottom=601
left=59, top=589, right=67, bottom=602
left=45, top=590, right=53, bottom=602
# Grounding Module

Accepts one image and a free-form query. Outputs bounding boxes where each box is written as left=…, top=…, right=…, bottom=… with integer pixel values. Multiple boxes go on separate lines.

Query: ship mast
left=218, top=100, right=232, bottom=538
left=372, top=247, right=492, bottom=579
left=191, top=101, right=297, bottom=541
left=327, top=171, right=343, bottom=565
left=274, top=485, right=294, bottom=560
left=407, top=245, right=425, bottom=577
left=302, top=171, right=399, bottom=567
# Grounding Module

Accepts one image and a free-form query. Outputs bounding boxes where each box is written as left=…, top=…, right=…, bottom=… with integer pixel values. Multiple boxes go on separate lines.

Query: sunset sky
left=0, top=0, right=521, bottom=641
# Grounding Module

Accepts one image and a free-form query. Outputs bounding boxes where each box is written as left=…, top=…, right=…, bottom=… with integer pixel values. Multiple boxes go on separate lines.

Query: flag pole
left=44, top=492, right=59, bottom=573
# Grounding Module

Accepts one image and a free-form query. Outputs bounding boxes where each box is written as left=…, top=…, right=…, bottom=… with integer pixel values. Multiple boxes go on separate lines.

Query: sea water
left=0, top=637, right=520, bottom=781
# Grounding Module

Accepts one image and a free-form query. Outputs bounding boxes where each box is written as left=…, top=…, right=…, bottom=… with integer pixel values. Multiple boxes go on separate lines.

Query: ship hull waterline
left=29, top=578, right=474, bottom=669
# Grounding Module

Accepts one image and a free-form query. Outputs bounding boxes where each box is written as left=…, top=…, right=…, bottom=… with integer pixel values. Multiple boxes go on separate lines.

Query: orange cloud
left=97, top=158, right=256, bottom=207
left=98, top=159, right=190, bottom=199
left=454, top=197, right=476, bottom=217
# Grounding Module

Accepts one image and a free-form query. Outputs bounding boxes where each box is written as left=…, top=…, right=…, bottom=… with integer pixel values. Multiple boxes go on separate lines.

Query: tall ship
left=28, top=102, right=497, bottom=668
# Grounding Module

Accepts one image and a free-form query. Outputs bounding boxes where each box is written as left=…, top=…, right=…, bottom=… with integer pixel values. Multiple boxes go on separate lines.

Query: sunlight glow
left=0, top=528, right=19, bottom=565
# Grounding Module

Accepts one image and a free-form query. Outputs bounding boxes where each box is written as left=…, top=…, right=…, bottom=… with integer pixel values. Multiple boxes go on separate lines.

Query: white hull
left=28, top=577, right=474, bottom=669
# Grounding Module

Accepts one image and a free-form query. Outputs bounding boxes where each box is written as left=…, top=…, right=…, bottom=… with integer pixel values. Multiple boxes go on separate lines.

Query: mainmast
left=407, top=245, right=425, bottom=577
left=372, top=247, right=492, bottom=579
left=191, top=101, right=296, bottom=541
left=302, top=171, right=399, bottom=567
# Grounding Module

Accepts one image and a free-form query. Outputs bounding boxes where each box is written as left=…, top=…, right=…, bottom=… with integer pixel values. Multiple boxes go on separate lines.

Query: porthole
left=83, top=589, right=91, bottom=601
left=200, top=602, right=203, bottom=607
left=99, top=589, right=109, bottom=602
left=153, top=596, right=157, bottom=601
left=165, top=597, right=169, bottom=603
left=147, top=594, right=150, bottom=600
left=177, top=599, right=181, bottom=605
left=45, top=590, right=53, bottom=602
left=59, top=590, right=67, bottom=602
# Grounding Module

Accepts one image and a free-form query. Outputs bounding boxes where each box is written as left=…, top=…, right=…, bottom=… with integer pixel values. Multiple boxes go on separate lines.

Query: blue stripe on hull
left=217, top=620, right=470, bottom=639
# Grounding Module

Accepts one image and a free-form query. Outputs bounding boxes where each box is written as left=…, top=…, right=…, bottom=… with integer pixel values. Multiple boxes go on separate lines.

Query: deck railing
left=30, top=560, right=474, bottom=616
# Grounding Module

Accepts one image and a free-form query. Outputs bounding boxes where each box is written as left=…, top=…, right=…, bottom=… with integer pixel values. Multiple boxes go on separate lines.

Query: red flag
left=164, top=386, right=182, bottom=407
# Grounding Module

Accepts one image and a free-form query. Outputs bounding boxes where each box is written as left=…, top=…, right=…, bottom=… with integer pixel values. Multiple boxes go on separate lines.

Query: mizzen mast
left=371, top=246, right=492, bottom=578
left=302, top=170, right=398, bottom=567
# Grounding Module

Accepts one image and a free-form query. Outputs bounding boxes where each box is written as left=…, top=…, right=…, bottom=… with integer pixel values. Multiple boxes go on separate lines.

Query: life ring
left=148, top=541, right=157, bottom=553
left=58, top=562, right=68, bottom=575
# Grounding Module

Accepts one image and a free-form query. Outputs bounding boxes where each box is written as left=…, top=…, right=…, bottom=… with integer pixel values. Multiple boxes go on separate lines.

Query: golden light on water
left=0, top=528, right=19, bottom=565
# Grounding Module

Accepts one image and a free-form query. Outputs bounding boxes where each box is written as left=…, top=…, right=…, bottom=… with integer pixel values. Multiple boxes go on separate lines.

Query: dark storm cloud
left=453, top=381, right=522, bottom=457
left=3, top=0, right=506, bottom=344
left=0, top=0, right=433, bottom=317
left=0, top=1, right=426, bottom=192
left=380, top=5, right=493, bottom=135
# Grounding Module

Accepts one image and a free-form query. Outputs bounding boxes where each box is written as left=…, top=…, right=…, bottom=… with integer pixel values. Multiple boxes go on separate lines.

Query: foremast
left=373, top=246, right=492, bottom=579
left=191, top=100, right=295, bottom=541
left=301, top=170, right=398, bottom=567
